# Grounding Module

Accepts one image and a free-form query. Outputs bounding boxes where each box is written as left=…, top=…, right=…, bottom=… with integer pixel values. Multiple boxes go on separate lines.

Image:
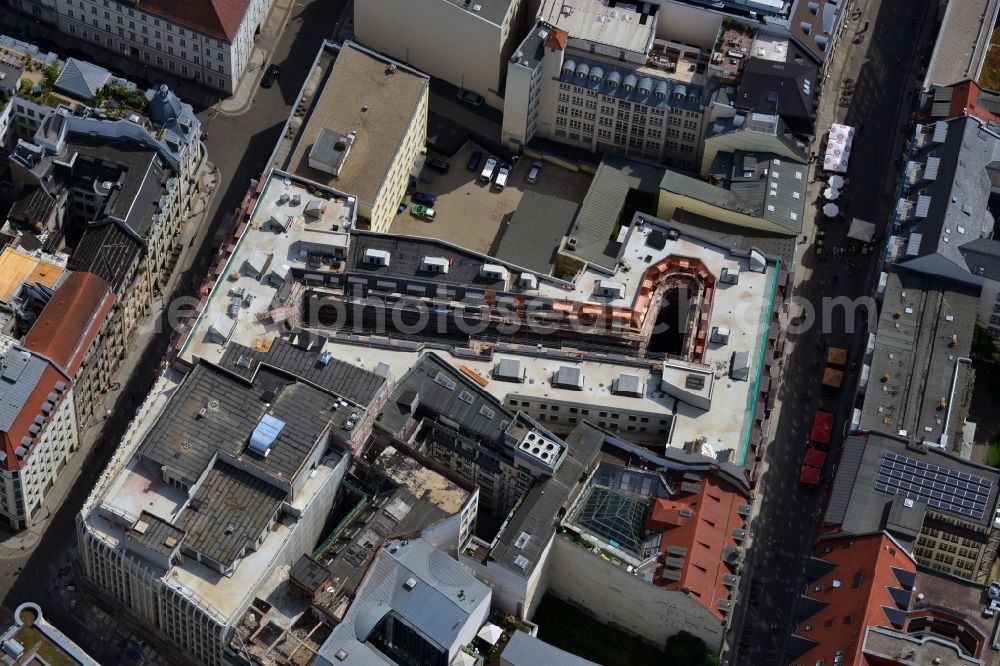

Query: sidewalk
left=216, top=0, right=300, bottom=115
left=0, top=162, right=221, bottom=559
left=2, top=0, right=296, bottom=114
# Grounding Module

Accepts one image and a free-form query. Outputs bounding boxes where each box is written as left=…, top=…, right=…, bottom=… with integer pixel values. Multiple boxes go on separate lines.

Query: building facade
left=280, top=41, right=429, bottom=233
left=503, top=1, right=709, bottom=170
left=0, top=342, right=77, bottom=529
left=9, top=0, right=270, bottom=93
left=354, top=0, right=528, bottom=110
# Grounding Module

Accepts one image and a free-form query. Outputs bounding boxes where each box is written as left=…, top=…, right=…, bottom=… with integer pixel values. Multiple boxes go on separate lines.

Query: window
left=557, top=105, right=568, bottom=115
left=558, top=93, right=569, bottom=102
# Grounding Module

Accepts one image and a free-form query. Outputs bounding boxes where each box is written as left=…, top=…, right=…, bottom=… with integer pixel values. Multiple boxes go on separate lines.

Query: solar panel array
left=874, top=451, right=992, bottom=520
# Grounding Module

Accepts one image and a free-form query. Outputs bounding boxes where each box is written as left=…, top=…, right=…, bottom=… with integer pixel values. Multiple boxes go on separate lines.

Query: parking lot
left=389, top=142, right=593, bottom=254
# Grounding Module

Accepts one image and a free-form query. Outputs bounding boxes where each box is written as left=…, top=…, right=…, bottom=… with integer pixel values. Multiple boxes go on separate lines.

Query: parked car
left=480, top=156, right=498, bottom=183
left=456, top=89, right=484, bottom=106
left=467, top=151, right=484, bottom=172
left=426, top=157, right=450, bottom=174
left=261, top=64, right=280, bottom=88
left=411, top=191, right=437, bottom=205
left=411, top=204, right=436, bottom=220
left=526, top=161, right=543, bottom=184
left=493, top=164, right=511, bottom=191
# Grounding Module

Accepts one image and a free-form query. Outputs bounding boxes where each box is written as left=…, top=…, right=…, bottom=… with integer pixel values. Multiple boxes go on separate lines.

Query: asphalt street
left=724, top=0, right=940, bottom=663
left=0, top=0, right=347, bottom=659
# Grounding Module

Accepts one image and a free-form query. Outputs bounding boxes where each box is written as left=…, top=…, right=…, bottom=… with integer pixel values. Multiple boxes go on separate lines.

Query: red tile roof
left=544, top=28, right=568, bottom=52
left=139, top=0, right=253, bottom=43
left=947, top=80, right=1000, bottom=127
left=24, top=271, right=114, bottom=378
left=791, top=533, right=915, bottom=666
left=650, top=475, right=748, bottom=620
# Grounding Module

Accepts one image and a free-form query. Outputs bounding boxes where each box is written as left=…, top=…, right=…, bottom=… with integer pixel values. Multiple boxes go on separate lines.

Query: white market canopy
left=477, top=623, right=503, bottom=645
left=848, top=218, right=876, bottom=243
left=829, top=174, right=845, bottom=189
left=823, top=203, right=840, bottom=217
left=823, top=187, right=840, bottom=200
left=823, top=123, right=855, bottom=173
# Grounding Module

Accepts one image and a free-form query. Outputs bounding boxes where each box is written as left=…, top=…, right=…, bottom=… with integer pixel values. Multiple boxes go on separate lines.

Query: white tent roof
left=208, top=313, right=235, bottom=342
left=823, top=187, right=840, bottom=200
left=823, top=203, right=840, bottom=217
left=477, top=623, right=503, bottom=645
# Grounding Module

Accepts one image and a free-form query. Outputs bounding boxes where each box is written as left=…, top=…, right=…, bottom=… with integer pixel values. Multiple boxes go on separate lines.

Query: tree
left=664, top=632, right=721, bottom=666
left=972, top=324, right=998, bottom=362
left=43, top=63, right=60, bottom=88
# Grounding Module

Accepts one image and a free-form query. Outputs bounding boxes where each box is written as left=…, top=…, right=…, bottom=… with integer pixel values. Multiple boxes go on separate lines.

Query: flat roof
left=924, top=0, right=1000, bottom=88
left=179, top=171, right=355, bottom=366
left=538, top=0, right=657, bottom=54
left=87, top=381, right=342, bottom=622
left=860, top=270, right=979, bottom=444
left=494, top=191, right=578, bottom=275
left=217, top=337, right=386, bottom=408
left=825, top=432, right=1000, bottom=535
left=176, top=460, right=285, bottom=567
left=284, top=41, right=428, bottom=206
left=443, top=0, right=514, bottom=26
left=369, top=445, right=470, bottom=517
left=0, top=247, right=64, bottom=304
left=138, top=361, right=337, bottom=487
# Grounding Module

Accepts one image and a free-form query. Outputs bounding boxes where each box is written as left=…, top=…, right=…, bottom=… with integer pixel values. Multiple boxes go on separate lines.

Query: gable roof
left=24, top=271, right=114, bottom=378
left=0, top=346, right=70, bottom=472
left=139, top=0, right=252, bottom=43
left=54, top=59, right=111, bottom=101
left=790, top=533, right=916, bottom=666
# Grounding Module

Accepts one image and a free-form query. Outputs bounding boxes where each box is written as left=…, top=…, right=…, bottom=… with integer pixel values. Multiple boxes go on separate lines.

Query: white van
left=493, top=163, right=511, bottom=191
left=480, top=156, right=498, bottom=183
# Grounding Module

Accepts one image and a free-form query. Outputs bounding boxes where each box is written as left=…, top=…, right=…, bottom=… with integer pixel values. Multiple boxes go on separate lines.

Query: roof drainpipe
left=937, top=356, right=972, bottom=450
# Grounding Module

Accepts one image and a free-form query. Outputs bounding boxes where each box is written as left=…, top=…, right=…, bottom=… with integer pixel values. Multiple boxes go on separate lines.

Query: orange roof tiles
left=24, top=272, right=114, bottom=378
left=947, top=80, right=1000, bottom=127
left=544, top=28, right=568, bottom=52
left=651, top=475, right=748, bottom=620
left=791, top=533, right=915, bottom=666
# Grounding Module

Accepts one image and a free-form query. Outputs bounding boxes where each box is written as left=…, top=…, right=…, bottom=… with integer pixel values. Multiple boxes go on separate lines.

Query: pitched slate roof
left=54, top=59, right=111, bottom=101
left=0, top=346, right=70, bottom=472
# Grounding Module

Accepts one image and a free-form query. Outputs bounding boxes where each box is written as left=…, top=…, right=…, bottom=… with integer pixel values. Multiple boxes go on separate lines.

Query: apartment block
left=789, top=532, right=994, bottom=666
left=281, top=41, right=429, bottom=233
left=24, top=271, right=115, bottom=428
left=504, top=0, right=710, bottom=170
left=8, top=0, right=271, bottom=93
left=9, top=82, right=203, bottom=362
left=0, top=341, right=77, bottom=529
left=354, top=0, right=529, bottom=110
left=77, top=342, right=387, bottom=665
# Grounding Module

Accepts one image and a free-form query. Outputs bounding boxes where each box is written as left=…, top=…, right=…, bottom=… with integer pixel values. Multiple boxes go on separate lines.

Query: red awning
left=810, top=411, right=834, bottom=445
left=804, top=447, right=827, bottom=467
left=800, top=465, right=822, bottom=485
